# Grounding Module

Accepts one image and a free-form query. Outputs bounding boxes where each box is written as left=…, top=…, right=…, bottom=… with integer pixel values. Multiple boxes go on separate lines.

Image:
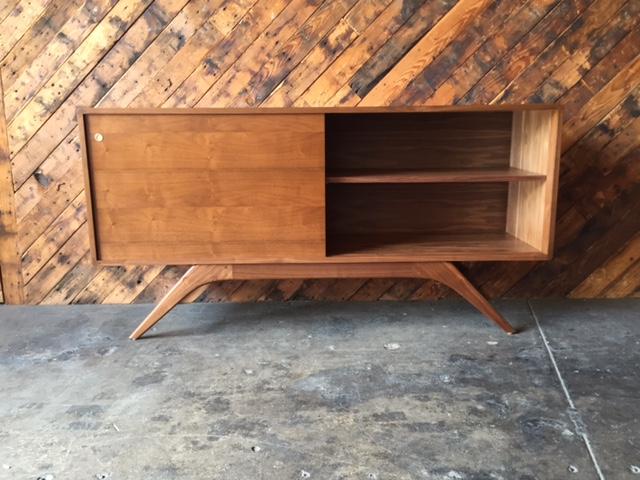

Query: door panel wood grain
left=82, top=113, right=325, bottom=264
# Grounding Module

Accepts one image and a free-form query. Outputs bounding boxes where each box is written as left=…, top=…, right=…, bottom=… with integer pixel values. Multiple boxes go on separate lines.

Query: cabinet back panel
left=326, top=112, right=512, bottom=170
left=326, top=183, right=509, bottom=237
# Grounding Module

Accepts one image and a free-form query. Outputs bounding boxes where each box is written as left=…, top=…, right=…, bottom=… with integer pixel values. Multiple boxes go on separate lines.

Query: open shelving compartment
left=324, top=108, right=561, bottom=261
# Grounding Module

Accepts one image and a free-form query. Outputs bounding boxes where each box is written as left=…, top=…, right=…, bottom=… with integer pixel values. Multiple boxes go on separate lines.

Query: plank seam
left=489, top=0, right=625, bottom=105
left=242, top=0, right=361, bottom=107
left=298, top=0, right=426, bottom=106
left=21, top=192, right=86, bottom=286
left=0, top=73, right=24, bottom=303
left=25, top=222, right=88, bottom=303
left=0, top=0, right=57, bottom=65
left=424, top=0, right=556, bottom=104
left=151, top=0, right=262, bottom=106
left=528, top=301, right=606, bottom=480
left=287, top=0, right=393, bottom=105
left=562, top=52, right=640, bottom=151
left=10, top=0, right=194, bottom=192
left=194, top=0, right=320, bottom=106
left=7, top=0, right=156, bottom=165
left=4, top=0, right=125, bottom=125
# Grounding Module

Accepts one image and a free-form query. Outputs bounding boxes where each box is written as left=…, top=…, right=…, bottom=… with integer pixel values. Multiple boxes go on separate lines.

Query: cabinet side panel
left=83, top=113, right=326, bottom=264
left=507, top=110, right=561, bottom=256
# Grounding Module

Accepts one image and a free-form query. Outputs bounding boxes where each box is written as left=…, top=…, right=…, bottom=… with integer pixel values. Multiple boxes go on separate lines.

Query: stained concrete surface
left=0, top=299, right=637, bottom=479
left=530, top=299, right=640, bottom=480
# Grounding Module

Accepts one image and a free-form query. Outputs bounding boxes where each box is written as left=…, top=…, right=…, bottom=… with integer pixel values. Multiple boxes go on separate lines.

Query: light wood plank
left=360, top=0, right=492, bottom=106
left=0, top=77, right=23, bottom=302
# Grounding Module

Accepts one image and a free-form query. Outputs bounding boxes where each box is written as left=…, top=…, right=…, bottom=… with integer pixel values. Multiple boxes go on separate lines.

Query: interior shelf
left=326, top=233, right=545, bottom=261
left=326, top=167, right=546, bottom=184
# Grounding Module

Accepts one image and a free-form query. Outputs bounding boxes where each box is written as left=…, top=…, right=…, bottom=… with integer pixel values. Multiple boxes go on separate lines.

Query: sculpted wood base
left=129, top=262, right=517, bottom=340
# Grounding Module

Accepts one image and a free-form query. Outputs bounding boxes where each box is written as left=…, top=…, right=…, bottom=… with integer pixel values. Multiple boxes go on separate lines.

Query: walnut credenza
left=78, top=106, right=561, bottom=339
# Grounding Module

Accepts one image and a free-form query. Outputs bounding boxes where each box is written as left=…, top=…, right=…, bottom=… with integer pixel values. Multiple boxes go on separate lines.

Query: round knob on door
left=94, top=133, right=104, bottom=142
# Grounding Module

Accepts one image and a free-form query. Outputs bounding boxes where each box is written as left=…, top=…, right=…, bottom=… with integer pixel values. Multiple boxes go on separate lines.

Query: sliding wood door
left=81, top=112, right=325, bottom=264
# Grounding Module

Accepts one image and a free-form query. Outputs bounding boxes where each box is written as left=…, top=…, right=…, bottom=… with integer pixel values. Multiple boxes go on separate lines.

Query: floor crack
left=527, top=301, right=606, bottom=480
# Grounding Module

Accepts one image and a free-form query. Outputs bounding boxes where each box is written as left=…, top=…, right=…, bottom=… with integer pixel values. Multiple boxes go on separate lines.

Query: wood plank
left=461, top=0, right=595, bottom=104
left=6, top=0, right=153, bottom=155
left=234, top=0, right=360, bottom=107
left=344, top=0, right=454, bottom=99
left=1, top=0, right=84, bottom=92
left=21, top=194, right=86, bottom=284
left=558, top=85, right=640, bottom=200
left=405, top=0, right=560, bottom=106
left=570, top=233, right=640, bottom=298
left=494, top=0, right=633, bottom=103
left=0, top=77, right=23, bottom=303
left=562, top=54, right=640, bottom=151
left=196, top=0, right=326, bottom=107
left=0, top=1, right=22, bottom=23
left=127, top=15, right=227, bottom=107
left=568, top=140, right=640, bottom=222
left=602, top=260, right=640, bottom=298
left=360, top=0, right=492, bottom=106
left=40, top=251, right=97, bottom=304
left=507, top=184, right=640, bottom=297
left=393, top=0, right=534, bottom=105
left=99, top=0, right=228, bottom=108
left=299, top=0, right=419, bottom=107
left=261, top=0, right=388, bottom=107
left=8, top=0, right=190, bottom=188
left=4, top=0, right=119, bottom=121
left=23, top=222, right=88, bottom=303
left=163, top=0, right=292, bottom=107
left=558, top=28, right=640, bottom=119
left=0, top=0, right=55, bottom=61
left=102, top=265, right=165, bottom=303
left=17, top=149, right=84, bottom=253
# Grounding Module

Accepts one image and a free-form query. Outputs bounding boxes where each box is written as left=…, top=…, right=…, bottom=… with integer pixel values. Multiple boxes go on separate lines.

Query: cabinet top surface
left=78, top=104, right=561, bottom=116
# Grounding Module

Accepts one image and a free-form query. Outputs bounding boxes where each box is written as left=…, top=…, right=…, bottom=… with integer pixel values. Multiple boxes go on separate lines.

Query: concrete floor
left=0, top=300, right=638, bottom=479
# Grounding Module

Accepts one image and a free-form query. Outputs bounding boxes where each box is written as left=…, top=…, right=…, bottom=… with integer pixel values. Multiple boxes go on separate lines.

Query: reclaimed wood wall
left=0, top=0, right=639, bottom=305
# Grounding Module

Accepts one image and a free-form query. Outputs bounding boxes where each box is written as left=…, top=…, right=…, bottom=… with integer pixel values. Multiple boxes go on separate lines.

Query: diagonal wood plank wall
left=0, top=0, right=639, bottom=305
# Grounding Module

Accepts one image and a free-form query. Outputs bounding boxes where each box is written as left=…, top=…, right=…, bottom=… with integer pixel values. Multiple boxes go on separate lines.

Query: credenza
left=78, top=106, right=561, bottom=339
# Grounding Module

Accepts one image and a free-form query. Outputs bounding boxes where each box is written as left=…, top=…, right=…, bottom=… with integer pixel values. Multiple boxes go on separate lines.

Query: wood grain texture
left=81, top=112, right=325, bottom=264
left=1, top=0, right=639, bottom=303
left=507, top=109, right=561, bottom=255
left=0, top=76, right=23, bottom=303
left=326, top=111, right=513, bottom=170
left=129, top=261, right=516, bottom=339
